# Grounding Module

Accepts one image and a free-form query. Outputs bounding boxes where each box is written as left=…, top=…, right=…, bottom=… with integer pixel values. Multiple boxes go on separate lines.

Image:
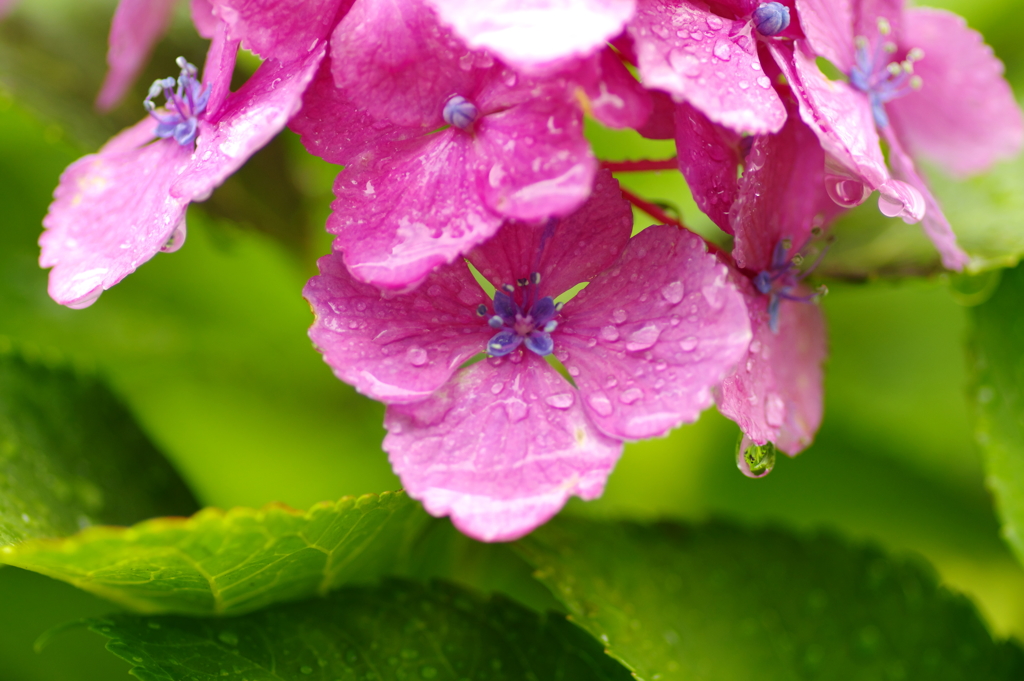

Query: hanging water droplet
left=824, top=175, right=870, bottom=207
left=736, top=436, right=777, bottom=478
left=161, top=218, right=187, bottom=253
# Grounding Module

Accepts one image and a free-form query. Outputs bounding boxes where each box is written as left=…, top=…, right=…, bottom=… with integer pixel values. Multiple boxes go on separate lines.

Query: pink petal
left=880, top=126, right=968, bottom=271
left=172, top=42, right=325, bottom=201
left=628, top=0, right=786, bottom=134
left=558, top=226, right=752, bottom=440
left=674, top=101, right=742, bottom=233
left=887, top=8, right=1024, bottom=178
left=575, top=49, right=653, bottom=130
left=425, top=0, right=636, bottom=73
left=637, top=90, right=676, bottom=139
left=468, top=169, right=633, bottom=298
left=95, top=0, right=178, bottom=112
left=384, top=354, right=623, bottom=542
left=330, top=0, right=484, bottom=128
left=210, top=0, right=349, bottom=62
left=730, top=97, right=839, bottom=271
left=201, top=22, right=241, bottom=118
left=716, top=284, right=826, bottom=455
left=40, top=120, right=191, bottom=308
left=794, top=0, right=853, bottom=71
left=0, top=0, right=17, bottom=18
left=304, top=251, right=492, bottom=404
left=191, top=0, right=220, bottom=38
left=327, top=133, right=504, bottom=291
left=853, top=0, right=902, bottom=39
left=475, top=96, right=596, bottom=222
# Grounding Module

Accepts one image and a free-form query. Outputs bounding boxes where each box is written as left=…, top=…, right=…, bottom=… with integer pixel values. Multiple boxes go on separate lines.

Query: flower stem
left=619, top=187, right=732, bottom=261
left=601, top=158, right=678, bottom=172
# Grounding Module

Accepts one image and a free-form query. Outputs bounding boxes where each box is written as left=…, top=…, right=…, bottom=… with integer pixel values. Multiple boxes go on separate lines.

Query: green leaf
left=1, top=491, right=429, bottom=615
left=0, top=350, right=197, bottom=546
left=517, top=517, right=1024, bottom=680
left=969, top=262, right=1024, bottom=567
left=87, top=579, right=631, bottom=681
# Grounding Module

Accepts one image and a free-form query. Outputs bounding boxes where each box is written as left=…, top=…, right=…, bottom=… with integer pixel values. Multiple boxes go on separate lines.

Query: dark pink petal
left=637, top=90, right=676, bottom=139
left=384, top=354, right=623, bottom=542
left=201, top=22, right=241, bottom=117
left=794, top=0, right=853, bottom=71
left=40, top=120, right=191, bottom=308
left=576, top=49, right=653, bottom=130
left=328, top=133, right=504, bottom=291
left=881, top=126, right=968, bottom=271
left=468, top=169, right=633, bottom=297
left=425, top=0, right=635, bottom=73
left=210, top=0, right=349, bottom=62
left=191, top=0, right=219, bottom=38
left=330, top=0, right=484, bottom=128
left=730, top=97, right=838, bottom=270
left=887, top=8, right=1023, bottom=178
left=674, top=101, right=742, bottom=233
left=474, top=97, right=596, bottom=223
left=304, top=251, right=491, bottom=404
left=558, top=226, right=751, bottom=440
left=95, top=0, right=178, bottom=112
left=628, top=0, right=786, bottom=134
left=171, top=43, right=325, bottom=201
left=716, top=286, right=825, bottom=455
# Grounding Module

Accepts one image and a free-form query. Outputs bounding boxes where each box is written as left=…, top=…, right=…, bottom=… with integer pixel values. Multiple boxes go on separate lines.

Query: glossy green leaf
left=970, top=262, right=1024, bottom=567
left=87, top=579, right=631, bottom=681
left=0, top=351, right=197, bottom=546
left=2, top=491, right=428, bottom=615
left=517, top=517, right=1024, bottom=680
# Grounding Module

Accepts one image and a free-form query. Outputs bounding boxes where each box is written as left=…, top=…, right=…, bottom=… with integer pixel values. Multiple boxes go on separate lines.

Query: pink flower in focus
left=303, top=172, right=752, bottom=540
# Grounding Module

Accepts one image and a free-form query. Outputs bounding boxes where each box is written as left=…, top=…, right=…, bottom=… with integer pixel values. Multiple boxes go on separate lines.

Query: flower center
left=752, top=2, right=790, bottom=37
left=753, top=238, right=826, bottom=333
left=849, top=18, right=923, bottom=128
left=443, top=95, right=480, bottom=130
left=478, top=272, right=561, bottom=357
left=144, top=57, right=210, bottom=147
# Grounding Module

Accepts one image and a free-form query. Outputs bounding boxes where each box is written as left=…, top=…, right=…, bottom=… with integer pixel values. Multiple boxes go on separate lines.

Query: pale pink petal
left=384, top=354, right=623, bottom=542
left=425, top=0, right=635, bottom=73
left=576, top=49, right=653, bottom=130
left=853, top=0, right=902, bottom=39
left=881, top=126, right=968, bottom=271
left=328, top=133, right=504, bottom=291
left=304, top=252, right=491, bottom=404
left=794, top=0, right=853, bottom=71
left=674, top=101, right=742, bottom=233
left=330, top=0, right=484, bottom=128
left=716, top=285, right=826, bottom=455
left=191, top=0, right=219, bottom=38
left=468, top=169, right=633, bottom=297
left=475, top=96, right=596, bottom=222
left=558, top=226, right=752, bottom=440
left=95, top=0, right=178, bottom=111
left=210, top=0, right=348, bottom=62
left=628, top=0, right=786, bottom=134
left=887, top=8, right=1023, bottom=178
left=171, top=43, right=325, bottom=201
left=40, top=120, right=191, bottom=308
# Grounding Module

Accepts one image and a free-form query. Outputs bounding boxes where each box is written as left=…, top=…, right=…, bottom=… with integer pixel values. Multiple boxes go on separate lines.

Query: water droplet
left=491, top=382, right=504, bottom=395
left=756, top=75, right=772, bottom=89
left=661, top=281, right=685, bottom=304
left=706, top=14, right=724, bottom=30
left=588, top=393, right=614, bottom=416
left=161, top=218, right=187, bottom=253
left=825, top=175, right=870, bottom=207
left=679, top=337, right=699, bottom=351
left=750, top=340, right=762, bottom=354
left=669, top=50, right=702, bottom=77
left=600, top=325, right=620, bottom=342
left=626, top=324, right=661, bottom=351
left=619, top=388, right=643, bottom=405
left=568, top=365, right=580, bottom=377
left=736, top=436, right=776, bottom=478
left=545, top=392, right=574, bottom=409
left=766, top=393, right=785, bottom=427
left=406, top=346, right=428, bottom=367
left=611, top=309, right=628, bottom=324
left=738, top=80, right=749, bottom=89
left=713, top=38, right=732, bottom=61
left=505, top=399, right=528, bottom=422
left=670, top=315, right=681, bottom=327
left=218, top=631, right=238, bottom=645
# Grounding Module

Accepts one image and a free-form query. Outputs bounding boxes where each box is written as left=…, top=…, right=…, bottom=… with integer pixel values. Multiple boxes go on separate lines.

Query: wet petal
left=887, top=8, right=1023, bottom=178
left=716, top=284, right=826, bottom=455
left=558, top=226, right=751, bottom=440
left=426, top=0, right=635, bottom=73
left=40, top=120, right=191, bottom=307
left=468, top=169, right=632, bottom=299
left=794, top=0, right=854, bottom=72
left=674, top=101, right=742, bottom=233
left=96, top=0, right=178, bottom=111
left=305, top=252, right=491, bottom=404
left=628, top=0, right=786, bottom=134
left=210, top=0, right=349, bottom=62
left=384, top=355, right=623, bottom=542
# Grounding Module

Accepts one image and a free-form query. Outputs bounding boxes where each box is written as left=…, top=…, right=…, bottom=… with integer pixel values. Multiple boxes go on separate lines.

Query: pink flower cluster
left=39, top=0, right=1022, bottom=540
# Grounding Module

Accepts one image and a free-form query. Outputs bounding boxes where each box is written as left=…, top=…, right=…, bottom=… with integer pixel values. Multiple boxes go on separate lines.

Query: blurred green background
left=3, top=0, right=1024, bottom=678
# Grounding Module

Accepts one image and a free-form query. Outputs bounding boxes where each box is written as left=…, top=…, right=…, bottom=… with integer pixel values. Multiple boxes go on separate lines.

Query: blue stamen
left=754, top=237, right=827, bottom=334
left=525, top=332, right=554, bottom=356
left=443, top=95, right=479, bottom=129
left=482, top=274, right=561, bottom=357
left=144, top=57, right=209, bottom=147
left=849, top=22, right=924, bottom=128
left=752, top=2, right=790, bottom=37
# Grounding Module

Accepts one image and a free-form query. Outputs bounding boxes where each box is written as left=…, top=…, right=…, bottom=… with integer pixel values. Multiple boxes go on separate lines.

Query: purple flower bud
left=753, top=2, right=790, bottom=37
left=442, top=95, right=479, bottom=129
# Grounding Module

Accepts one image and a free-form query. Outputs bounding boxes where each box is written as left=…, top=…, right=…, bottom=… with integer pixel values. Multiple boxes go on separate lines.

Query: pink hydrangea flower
left=41, top=20, right=326, bottom=308
left=292, top=0, right=650, bottom=292
left=769, top=0, right=1023, bottom=270
left=303, top=172, right=752, bottom=540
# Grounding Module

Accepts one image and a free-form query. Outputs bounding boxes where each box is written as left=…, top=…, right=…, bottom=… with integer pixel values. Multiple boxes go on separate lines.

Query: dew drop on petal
left=545, top=392, right=575, bottom=409
left=600, top=325, right=620, bottom=342
left=713, top=38, right=732, bottom=61
left=706, top=14, right=724, bottom=30
left=626, top=324, right=661, bottom=352
left=680, top=337, right=699, bottom=351
left=661, top=281, right=685, bottom=304
left=619, top=388, right=643, bottom=405
left=757, top=75, right=772, bottom=89
left=491, top=382, right=504, bottom=395
left=587, top=393, right=614, bottom=416
left=505, top=399, right=528, bottom=422
left=611, top=309, right=629, bottom=324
